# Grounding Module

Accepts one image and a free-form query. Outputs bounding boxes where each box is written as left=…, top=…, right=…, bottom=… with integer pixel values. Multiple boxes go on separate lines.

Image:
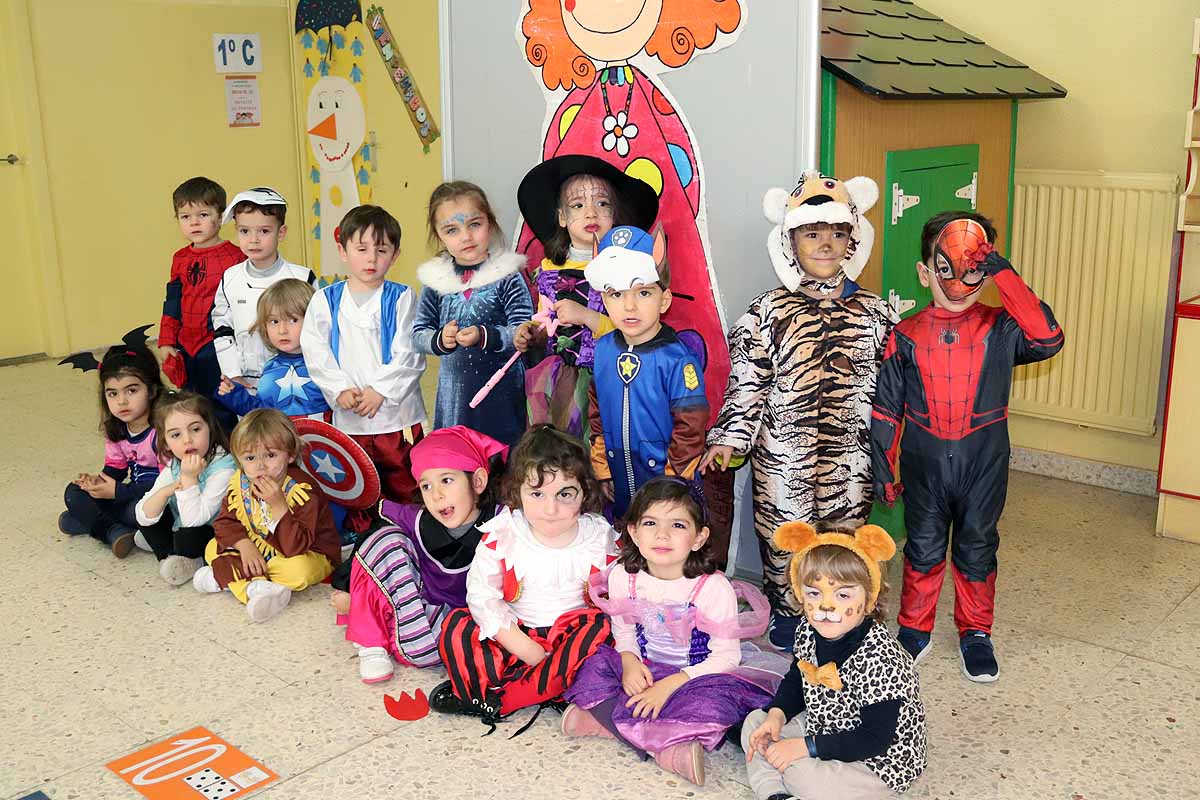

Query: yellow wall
left=287, top=0, right=445, bottom=402
left=918, top=0, right=1196, bottom=181
left=22, top=0, right=305, bottom=352
left=915, top=0, right=1197, bottom=471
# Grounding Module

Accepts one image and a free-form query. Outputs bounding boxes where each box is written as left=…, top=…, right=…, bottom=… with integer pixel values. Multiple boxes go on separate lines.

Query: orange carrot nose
left=308, top=113, right=337, bottom=139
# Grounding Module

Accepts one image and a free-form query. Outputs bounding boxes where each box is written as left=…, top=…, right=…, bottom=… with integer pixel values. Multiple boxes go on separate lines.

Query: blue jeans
left=63, top=483, right=138, bottom=544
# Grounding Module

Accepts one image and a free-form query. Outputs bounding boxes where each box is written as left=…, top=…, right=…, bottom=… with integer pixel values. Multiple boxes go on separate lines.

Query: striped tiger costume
left=708, top=284, right=895, bottom=616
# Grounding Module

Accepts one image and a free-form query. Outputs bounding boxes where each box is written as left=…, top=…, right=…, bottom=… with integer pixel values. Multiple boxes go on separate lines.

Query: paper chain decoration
left=365, top=5, right=440, bottom=153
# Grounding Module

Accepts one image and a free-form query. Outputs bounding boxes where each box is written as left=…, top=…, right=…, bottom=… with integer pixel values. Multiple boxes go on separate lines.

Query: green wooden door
left=871, top=145, right=980, bottom=541
left=881, top=145, right=980, bottom=320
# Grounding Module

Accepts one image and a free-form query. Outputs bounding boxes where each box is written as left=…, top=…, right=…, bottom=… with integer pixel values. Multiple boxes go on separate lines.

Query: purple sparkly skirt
left=565, top=645, right=779, bottom=754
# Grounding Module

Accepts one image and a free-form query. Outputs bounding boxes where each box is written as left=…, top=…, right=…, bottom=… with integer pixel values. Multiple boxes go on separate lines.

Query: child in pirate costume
left=335, top=425, right=508, bottom=683
left=432, top=425, right=617, bottom=731
left=871, top=213, right=1063, bottom=682
left=585, top=226, right=709, bottom=521
left=193, top=409, right=341, bottom=622
left=743, top=522, right=927, bottom=800
left=412, top=181, right=532, bottom=445
left=702, top=172, right=896, bottom=650
left=513, top=155, right=660, bottom=437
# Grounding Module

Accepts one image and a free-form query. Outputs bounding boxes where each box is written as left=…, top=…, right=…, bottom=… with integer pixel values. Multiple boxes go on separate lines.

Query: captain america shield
left=294, top=419, right=381, bottom=509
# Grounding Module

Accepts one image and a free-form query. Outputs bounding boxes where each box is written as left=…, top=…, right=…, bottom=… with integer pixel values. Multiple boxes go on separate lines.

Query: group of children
left=57, top=154, right=1062, bottom=798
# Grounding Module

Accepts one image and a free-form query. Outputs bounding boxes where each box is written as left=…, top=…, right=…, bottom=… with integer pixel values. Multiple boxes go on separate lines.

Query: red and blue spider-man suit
left=870, top=240, right=1063, bottom=637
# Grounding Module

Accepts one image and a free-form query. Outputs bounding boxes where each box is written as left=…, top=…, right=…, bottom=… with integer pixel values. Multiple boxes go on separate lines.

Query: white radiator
left=1009, top=169, right=1178, bottom=436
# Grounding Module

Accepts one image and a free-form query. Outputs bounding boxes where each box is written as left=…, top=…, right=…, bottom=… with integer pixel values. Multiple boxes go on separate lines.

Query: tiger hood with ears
left=762, top=171, right=878, bottom=292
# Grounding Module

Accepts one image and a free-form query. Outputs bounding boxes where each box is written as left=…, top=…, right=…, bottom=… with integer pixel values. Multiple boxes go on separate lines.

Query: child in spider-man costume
left=870, top=212, right=1063, bottom=683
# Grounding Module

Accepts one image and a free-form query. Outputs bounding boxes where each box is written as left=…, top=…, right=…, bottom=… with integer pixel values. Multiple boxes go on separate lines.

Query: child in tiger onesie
left=702, top=172, right=897, bottom=650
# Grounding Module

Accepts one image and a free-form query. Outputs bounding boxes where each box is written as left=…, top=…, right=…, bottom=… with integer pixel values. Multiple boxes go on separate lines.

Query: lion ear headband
left=773, top=521, right=896, bottom=612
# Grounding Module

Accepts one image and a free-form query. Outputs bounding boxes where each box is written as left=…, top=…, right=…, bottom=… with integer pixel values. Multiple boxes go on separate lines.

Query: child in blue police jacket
left=586, top=227, right=709, bottom=519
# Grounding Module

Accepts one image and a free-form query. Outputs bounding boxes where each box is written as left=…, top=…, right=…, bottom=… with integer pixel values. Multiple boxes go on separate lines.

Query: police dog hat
left=518, top=155, right=659, bottom=245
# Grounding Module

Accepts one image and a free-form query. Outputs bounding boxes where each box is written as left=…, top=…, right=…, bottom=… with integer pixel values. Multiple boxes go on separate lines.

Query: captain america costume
left=217, top=350, right=330, bottom=420
left=870, top=248, right=1063, bottom=637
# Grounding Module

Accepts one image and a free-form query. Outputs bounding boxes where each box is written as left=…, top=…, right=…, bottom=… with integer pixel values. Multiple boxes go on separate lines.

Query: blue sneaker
left=57, top=511, right=89, bottom=536
left=959, top=630, right=999, bottom=683
left=896, top=625, right=933, bottom=665
left=767, top=614, right=801, bottom=651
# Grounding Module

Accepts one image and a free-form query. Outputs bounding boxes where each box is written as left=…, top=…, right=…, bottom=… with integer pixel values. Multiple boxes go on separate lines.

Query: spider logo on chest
left=939, top=326, right=960, bottom=346
left=187, top=260, right=207, bottom=287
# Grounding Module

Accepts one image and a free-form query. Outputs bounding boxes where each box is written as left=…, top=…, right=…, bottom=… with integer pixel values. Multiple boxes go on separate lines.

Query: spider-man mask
left=930, top=219, right=991, bottom=302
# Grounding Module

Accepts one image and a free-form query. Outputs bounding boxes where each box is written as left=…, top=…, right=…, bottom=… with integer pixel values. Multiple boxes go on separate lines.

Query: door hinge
left=955, top=172, right=978, bottom=209
left=891, top=182, right=921, bottom=225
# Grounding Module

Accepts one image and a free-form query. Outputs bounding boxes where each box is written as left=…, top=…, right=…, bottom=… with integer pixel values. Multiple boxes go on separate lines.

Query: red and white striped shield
left=294, top=418, right=381, bottom=510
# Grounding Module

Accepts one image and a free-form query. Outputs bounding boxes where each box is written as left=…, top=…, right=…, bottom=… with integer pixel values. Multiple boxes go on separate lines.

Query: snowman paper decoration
left=307, top=75, right=365, bottom=273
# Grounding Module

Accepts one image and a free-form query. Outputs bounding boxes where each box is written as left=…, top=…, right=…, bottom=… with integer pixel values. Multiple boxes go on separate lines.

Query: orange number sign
left=106, top=726, right=277, bottom=799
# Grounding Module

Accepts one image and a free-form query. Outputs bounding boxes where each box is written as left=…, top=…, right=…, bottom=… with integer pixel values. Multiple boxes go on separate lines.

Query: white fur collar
left=416, top=251, right=525, bottom=295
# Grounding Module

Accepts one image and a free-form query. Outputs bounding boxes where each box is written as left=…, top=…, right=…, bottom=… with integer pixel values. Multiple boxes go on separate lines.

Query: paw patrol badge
left=683, top=363, right=699, bottom=391
left=617, top=352, right=641, bottom=384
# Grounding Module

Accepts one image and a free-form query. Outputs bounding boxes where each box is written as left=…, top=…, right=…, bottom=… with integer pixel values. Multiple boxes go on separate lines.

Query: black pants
left=183, top=341, right=237, bottom=436
left=63, top=483, right=138, bottom=543
left=139, top=508, right=214, bottom=561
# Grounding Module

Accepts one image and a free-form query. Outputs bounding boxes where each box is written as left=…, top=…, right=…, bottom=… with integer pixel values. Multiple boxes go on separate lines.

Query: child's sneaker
left=767, top=613, right=801, bottom=651
left=959, top=630, right=999, bottom=683
left=57, top=512, right=88, bottom=536
left=192, top=565, right=223, bottom=594
left=159, top=555, right=203, bottom=586
left=133, top=530, right=152, bottom=552
left=897, top=625, right=933, bottom=665
left=107, top=526, right=136, bottom=559
left=560, top=703, right=613, bottom=739
left=358, top=646, right=395, bottom=684
left=245, top=580, right=291, bottom=623
left=653, top=740, right=705, bottom=786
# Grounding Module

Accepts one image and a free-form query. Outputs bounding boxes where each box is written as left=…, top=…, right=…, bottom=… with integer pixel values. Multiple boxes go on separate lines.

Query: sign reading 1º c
left=213, top=34, right=262, bottom=74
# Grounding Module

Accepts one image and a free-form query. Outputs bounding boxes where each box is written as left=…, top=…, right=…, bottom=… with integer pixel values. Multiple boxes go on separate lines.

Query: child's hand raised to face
left=179, top=453, right=207, bottom=481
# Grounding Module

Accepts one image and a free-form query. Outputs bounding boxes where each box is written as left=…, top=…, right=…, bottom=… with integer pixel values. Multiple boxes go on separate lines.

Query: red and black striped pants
left=438, top=607, right=611, bottom=716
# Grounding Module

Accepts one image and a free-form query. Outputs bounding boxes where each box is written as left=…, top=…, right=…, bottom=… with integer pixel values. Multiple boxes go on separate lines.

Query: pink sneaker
left=560, top=704, right=614, bottom=739
left=654, top=740, right=705, bottom=785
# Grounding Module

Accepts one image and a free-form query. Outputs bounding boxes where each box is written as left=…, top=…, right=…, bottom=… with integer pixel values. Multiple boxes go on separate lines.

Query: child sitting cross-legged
left=192, top=409, right=341, bottom=622
left=334, top=425, right=509, bottom=683
left=430, top=425, right=618, bottom=732
left=742, top=522, right=926, bottom=800
left=564, top=477, right=781, bottom=786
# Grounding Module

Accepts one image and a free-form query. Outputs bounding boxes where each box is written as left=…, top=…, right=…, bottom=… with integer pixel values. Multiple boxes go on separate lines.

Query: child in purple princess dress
left=563, top=477, right=787, bottom=786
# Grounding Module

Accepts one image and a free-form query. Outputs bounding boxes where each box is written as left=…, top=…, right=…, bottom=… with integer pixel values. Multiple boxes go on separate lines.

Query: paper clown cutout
left=306, top=75, right=366, bottom=274
left=516, top=0, right=745, bottom=423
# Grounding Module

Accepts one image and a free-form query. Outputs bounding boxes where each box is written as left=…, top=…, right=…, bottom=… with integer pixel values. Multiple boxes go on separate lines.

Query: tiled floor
left=4, top=358, right=1199, bottom=799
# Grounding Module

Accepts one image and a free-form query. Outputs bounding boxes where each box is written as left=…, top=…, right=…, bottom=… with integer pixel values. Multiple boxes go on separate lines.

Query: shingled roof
left=821, top=0, right=1067, bottom=100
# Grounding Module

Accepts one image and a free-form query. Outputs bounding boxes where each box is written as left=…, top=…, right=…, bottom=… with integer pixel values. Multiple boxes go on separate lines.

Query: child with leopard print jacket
left=743, top=522, right=926, bottom=799
left=702, top=172, right=897, bottom=650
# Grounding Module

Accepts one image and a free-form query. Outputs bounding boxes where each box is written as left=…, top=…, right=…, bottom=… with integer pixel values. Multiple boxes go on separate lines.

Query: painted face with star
left=801, top=574, right=868, bottom=641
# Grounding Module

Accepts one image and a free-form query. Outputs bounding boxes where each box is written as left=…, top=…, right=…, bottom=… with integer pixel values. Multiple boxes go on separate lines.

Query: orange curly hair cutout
left=645, top=0, right=742, bottom=69
left=522, top=0, right=595, bottom=92
left=521, top=0, right=742, bottom=91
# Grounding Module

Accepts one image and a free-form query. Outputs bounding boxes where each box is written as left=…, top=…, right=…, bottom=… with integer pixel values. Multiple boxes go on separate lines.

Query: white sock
left=133, top=530, right=152, bottom=552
